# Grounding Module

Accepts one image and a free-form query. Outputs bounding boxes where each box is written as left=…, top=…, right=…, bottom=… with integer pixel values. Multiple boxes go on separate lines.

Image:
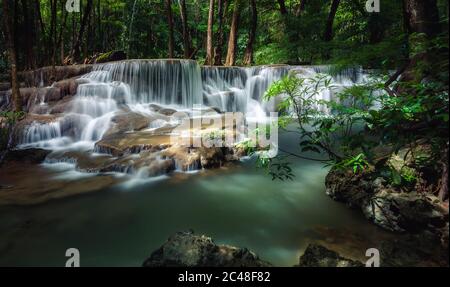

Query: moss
left=95, top=51, right=114, bottom=63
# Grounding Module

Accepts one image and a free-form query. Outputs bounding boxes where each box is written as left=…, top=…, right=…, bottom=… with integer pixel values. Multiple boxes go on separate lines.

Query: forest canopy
left=1, top=0, right=448, bottom=73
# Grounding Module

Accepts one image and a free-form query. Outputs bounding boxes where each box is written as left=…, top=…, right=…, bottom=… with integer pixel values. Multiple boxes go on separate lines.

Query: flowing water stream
left=0, top=60, right=399, bottom=266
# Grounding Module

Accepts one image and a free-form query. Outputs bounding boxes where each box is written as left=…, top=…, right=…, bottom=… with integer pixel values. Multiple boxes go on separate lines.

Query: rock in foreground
left=143, top=231, right=271, bottom=267
left=298, top=244, right=364, bottom=267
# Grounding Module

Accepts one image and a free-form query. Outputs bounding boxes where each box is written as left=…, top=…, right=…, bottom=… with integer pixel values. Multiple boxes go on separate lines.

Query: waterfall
left=87, top=59, right=203, bottom=107
left=20, top=60, right=366, bottom=151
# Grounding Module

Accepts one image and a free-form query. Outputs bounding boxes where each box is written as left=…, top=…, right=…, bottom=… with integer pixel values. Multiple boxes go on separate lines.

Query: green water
left=0, top=133, right=397, bottom=267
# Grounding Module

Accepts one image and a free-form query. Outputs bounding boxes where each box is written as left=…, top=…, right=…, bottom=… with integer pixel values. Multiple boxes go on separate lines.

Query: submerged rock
left=298, top=244, right=364, bottom=267
left=143, top=231, right=271, bottom=267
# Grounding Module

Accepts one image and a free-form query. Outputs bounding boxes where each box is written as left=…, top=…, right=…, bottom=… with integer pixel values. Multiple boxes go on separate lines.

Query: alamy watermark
left=65, top=248, right=80, bottom=267
left=169, top=106, right=279, bottom=158
left=365, top=0, right=380, bottom=13
left=66, top=0, right=81, bottom=13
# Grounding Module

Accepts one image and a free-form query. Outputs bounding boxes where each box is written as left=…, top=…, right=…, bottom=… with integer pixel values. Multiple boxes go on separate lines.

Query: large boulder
left=326, top=168, right=448, bottom=234
left=143, top=231, right=271, bottom=267
left=298, top=244, right=364, bottom=267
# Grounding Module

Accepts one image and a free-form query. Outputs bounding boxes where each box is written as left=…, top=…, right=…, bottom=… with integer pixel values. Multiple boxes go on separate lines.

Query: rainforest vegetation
left=0, top=0, right=448, bottom=267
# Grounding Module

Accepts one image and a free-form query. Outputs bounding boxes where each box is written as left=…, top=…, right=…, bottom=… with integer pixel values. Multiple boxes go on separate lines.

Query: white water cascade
left=19, top=59, right=368, bottom=154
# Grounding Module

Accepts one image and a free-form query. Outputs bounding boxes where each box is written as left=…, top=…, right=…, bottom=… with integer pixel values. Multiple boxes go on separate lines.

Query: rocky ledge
left=143, top=231, right=271, bottom=267
left=325, top=145, right=449, bottom=259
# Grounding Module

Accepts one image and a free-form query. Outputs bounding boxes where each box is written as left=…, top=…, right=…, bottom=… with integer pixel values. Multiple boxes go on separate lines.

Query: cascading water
left=18, top=59, right=368, bottom=176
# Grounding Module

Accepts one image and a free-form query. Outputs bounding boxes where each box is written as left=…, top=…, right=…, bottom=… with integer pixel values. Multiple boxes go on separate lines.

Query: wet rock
left=95, top=132, right=172, bottom=157
left=379, top=232, right=449, bottom=267
left=100, top=151, right=175, bottom=176
left=149, top=104, right=163, bottom=112
left=298, top=244, right=364, bottom=267
left=326, top=167, right=448, bottom=234
left=362, top=190, right=447, bottom=233
left=104, top=112, right=157, bottom=136
left=19, top=65, right=93, bottom=87
left=1, top=148, right=51, bottom=165
left=48, top=96, right=75, bottom=114
left=12, top=114, right=61, bottom=145
left=158, top=108, right=178, bottom=116
left=46, top=150, right=115, bottom=173
left=52, top=78, right=88, bottom=98
left=143, top=230, right=271, bottom=267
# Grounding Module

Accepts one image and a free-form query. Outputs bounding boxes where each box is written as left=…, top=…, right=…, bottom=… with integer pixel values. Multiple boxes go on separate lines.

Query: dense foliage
left=1, top=0, right=448, bottom=73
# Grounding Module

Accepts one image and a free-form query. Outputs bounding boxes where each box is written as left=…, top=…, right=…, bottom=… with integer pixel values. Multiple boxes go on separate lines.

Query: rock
left=379, top=232, right=449, bottom=267
left=104, top=112, right=158, bottom=136
left=95, top=132, right=172, bottom=156
left=326, top=167, right=448, bottom=234
left=12, top=114, right=61, bottom=145
left=19, top=65, right=93, bottom=87
left=148, top=104, right=163, bottom=112
left=49, top=96, right=75, bottom=114
left=3, top=77, right=83, bottom=113
left=143, top=230, right=271, bottom=267
left=52, top=78, right=87, bottom=98
left=92, top=51, right=127, bottom=64
left=158, top=108, right=178, bottom=116
left=100, top=151, right=175, bottom=176
left=298, top=244, right=364, bottom=267
left=325, top=168, right=373, bottom=208
left=45, top=150, right=115, bottom=173
left=361, top=190, right=447, bottom=232
left=1, top=148, right=51, bottom=165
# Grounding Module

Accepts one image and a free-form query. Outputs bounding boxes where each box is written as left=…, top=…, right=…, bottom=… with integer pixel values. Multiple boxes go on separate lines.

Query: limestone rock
left=298, top=244, right=364, bottom=267
left=143, top=231, right=271, bottom=267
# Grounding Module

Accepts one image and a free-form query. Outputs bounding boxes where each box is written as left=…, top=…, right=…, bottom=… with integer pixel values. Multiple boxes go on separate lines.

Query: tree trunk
left=179, top=0, right=192, bottom=58
left=438, top=144, right=449, bottom=202
left=323, top=0, right=340, bottom=42
left=243, top=0, right=257, bottom=66
left=205, top=0, right=215, bottom=65
left=224, top=0, right=241, bottom=66
left=50, top=0, right=57, bottom=66
left=70, top=0, right=93, bottom=63
left=397, top=0, right=441, bottom=85
left=2, top=0, right=23, bottom=112
left=20, top=0, right=35, bottom=70
left=294, top=0, right=307, bottom=16
left=58, top=1, right=68, bottom=65
left=165, top=0, right=175, bottom=58
left=404, top=0, right=440, bottom=38
left=34, top=0, right=45, bottom=67
left=213, top=0, right=225, bottom=65
left=277, top=0, right=288, bottom=15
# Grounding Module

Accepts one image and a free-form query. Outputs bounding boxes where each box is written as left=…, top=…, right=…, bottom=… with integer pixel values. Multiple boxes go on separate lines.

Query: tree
left=205, top=0, right=215, bottom=65
left=2, top=0, right=22, bottom=112
left=69, top=0, right=93, bottom=63
left=225, top=0, right=241, bottom=66
left=403, top=0, right=441, bottom=38
left=277, top=0, right=288, bottom=16
left=243, top=0, right=257, bottom=65
left=179, top=0, right=192, bottom=58
left=323, top=0, right=340, bottom=42
left=213, top=0, right=226, bottom=65
left=165, top=0, right=175, bottom=58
